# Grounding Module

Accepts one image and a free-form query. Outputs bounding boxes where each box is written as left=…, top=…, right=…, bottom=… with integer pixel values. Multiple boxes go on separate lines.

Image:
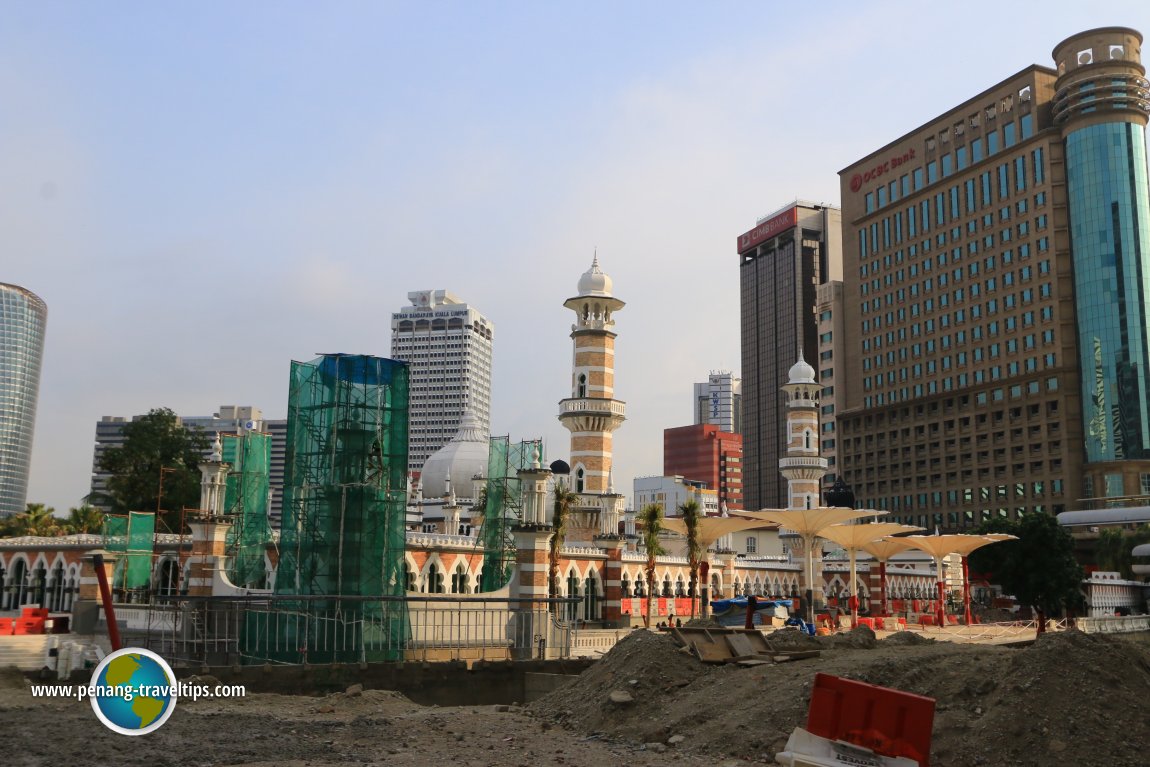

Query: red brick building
left=663, top=424, right=744, bottom=511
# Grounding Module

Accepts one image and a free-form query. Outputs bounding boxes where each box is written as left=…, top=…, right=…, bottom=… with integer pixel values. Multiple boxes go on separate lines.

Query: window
left=746, top=536, right=757, bottom=554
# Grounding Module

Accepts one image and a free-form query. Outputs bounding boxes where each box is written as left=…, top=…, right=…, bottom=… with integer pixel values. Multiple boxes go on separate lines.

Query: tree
left=2, top=503, right=63, bottom=536
left=679, top=498, right=703, bottom=619
left=548, top=480, right=579, bottom=610
left=639, top=503, right=665, bottom=629
left=1094, top=525, right=1150, bottom=580
left=972, top=513, right=1085, bottom=635
left=94, top=408, right=209, bottom=531
left=65, top=504, right=105, bottom=534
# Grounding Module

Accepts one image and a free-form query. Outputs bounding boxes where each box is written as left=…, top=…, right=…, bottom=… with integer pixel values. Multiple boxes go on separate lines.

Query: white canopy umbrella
left=902, top=534, right=1018, bottom=626
left=818, top=522, right=924, bottom=627
left=732, top=508, right=887, bottom=623
left=860, top=537, right=920, bottom=617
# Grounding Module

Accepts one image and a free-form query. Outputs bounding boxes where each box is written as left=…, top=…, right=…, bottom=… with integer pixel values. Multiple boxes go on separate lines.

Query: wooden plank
left=725, top=633, right=758, bottom=658
left=692, top=642, right=732, bottom=664
left=771, top=651, right=821, bottom=662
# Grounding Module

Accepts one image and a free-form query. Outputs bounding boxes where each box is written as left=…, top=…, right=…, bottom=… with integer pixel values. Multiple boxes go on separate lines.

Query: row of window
left=861, top=154, right=1046, bottom=260
left=863, top=374, right=1057, bottom=408
left=865, top=116, right=1038, bottom=214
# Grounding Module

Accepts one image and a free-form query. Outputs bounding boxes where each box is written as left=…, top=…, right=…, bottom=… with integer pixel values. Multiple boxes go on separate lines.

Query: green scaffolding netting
left=223, top=432, right=272, bottom=589
left=245, top=354, right=410, bottom=663
left=103, top=511, right=155, bottom=590
left=480, top=436, right=544, bottom=592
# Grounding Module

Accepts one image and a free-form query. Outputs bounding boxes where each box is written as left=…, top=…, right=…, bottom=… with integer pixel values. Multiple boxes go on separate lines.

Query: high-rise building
left=816, top=280, right=845, bottom=489
left=836, top=26, right=1150, bottom=528
left=0, top=283, right=47, bottom=516
left=693, top=371, right=742, bottom=434
left=390, top=290, right=493, bottom=477
left=89, top=406, right=267, bottom=513
left=739, top=202, right=842, bottom=511
left=663, top=423, right=743, bottom=510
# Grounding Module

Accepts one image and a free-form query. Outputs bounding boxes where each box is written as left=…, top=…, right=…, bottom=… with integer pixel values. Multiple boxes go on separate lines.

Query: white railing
left=1079, top=615, right=1150, bottom=634
left=560, top=546, right=607, bottom=558
left=569, top=628, right=628, bottom=658
left=558, top=398, right=627, bottom=417
left=405, top=533, right=482, bottom=549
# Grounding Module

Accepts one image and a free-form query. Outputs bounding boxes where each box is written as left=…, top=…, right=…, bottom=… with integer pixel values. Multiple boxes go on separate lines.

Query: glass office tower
left=1055, top=29, right=1150, bottom=493
left=0, top=283, right=48, bottom=516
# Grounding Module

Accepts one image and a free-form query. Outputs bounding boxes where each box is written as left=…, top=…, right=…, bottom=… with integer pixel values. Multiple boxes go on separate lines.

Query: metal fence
left=114, top=595, right=581, bottom=667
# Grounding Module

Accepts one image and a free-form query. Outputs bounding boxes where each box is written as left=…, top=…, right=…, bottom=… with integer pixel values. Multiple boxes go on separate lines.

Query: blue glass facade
left=0, top=283, right=47, bottom=516
left=1065, top=123, right=1150, bottom=462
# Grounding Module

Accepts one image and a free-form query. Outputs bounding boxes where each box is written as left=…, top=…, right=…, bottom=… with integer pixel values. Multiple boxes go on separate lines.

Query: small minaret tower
left=779, top=351, right=828, bottom=510
left=558, top=255, right=626, bottom=497
left=198, top=434, right=230, bottom=516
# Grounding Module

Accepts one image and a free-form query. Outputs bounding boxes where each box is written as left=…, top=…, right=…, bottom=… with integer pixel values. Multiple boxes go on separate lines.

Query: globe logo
left=89, top=648, right=178, bottom=735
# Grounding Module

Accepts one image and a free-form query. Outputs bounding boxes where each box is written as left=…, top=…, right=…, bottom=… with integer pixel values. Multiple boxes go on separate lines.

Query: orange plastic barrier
left=21, top=607, right=49, bottom=620
left=14, top=618, right=45, bottom=635
left=807, top=672, right=936, bottom=767
left=0, top=618, right=14, bottom=635
left=858, top=617, right=875, bottom=630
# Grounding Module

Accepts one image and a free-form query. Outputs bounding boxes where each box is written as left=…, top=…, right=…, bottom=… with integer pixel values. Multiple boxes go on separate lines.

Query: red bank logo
left=850, top=148, right=917, bottom=194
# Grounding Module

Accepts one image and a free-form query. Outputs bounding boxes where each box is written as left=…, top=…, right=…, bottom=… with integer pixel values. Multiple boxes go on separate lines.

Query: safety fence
left=106, top=595, right=581, bottom=666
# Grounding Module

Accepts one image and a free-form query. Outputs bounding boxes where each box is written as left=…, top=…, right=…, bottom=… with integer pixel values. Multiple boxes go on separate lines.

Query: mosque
left=0, top=259, right=943, bottom=631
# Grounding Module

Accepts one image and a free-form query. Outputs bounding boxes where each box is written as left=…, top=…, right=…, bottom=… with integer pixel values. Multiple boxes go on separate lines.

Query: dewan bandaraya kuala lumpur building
left=836, top=26, right=1150, bottom=528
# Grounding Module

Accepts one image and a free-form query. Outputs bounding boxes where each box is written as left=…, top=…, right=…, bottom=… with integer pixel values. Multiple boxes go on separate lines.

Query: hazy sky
left=4, top=1, right=1149, bottom=513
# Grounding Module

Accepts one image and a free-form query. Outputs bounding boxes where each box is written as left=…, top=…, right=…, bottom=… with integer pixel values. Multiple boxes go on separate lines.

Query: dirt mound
left=530, top=629, right=719, bottom=743
left=764, top=627, right=822, bottom=650
left=944, top=630, right=1150, bottom=767
left=818, top=625, right=877, bottom=649
left=882, top=630, right=935, bottom=645
left=532, top=628, right=1150, bottom=766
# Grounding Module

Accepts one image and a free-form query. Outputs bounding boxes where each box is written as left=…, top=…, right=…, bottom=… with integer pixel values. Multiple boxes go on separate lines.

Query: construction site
left=5, top=272, right=1150, bottom=766
left=4, top=624, right=1150, bottom=767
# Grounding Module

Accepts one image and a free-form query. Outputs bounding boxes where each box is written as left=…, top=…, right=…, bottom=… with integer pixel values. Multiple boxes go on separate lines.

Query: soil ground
left=3, top=628, right=1150, bottom=767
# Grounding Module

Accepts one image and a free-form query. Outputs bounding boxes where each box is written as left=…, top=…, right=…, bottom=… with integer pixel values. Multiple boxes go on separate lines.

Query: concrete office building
left=693, top=371, right=742, bottom=434
left=837, top=27, right=1150, bottom=528
left=816, top=280, right=846, bottom=488
left=391, top=290, right=493, bottom=478
left=0, top=283, right=47, bottom=517
left=663, top=423, right=743, bottom=511
left=738, top=202, right=842, bottom=511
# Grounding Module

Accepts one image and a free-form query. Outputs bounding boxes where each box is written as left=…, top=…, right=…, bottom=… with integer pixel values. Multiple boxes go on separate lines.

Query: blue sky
left=4, top=1, right=1149, bottom=512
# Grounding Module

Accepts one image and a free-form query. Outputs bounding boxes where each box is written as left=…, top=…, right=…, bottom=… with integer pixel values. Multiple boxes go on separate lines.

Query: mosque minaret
left=558, top=255, right=626, bottom=497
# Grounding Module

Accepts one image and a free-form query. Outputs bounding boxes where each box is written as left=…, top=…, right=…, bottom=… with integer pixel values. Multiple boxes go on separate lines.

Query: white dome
left=788, top=355, right=817, bottom=384
left=420, top=412, right=489, bottom=500
left=577, top=254, right=613, bottom=297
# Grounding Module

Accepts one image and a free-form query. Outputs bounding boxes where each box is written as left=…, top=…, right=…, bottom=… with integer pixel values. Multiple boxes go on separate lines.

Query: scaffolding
left=223, top=432, right=272, bottom=589
left=479, top=436, right=543, bottom=592
left=103, top=511, right=156, bottom=592
left=252, top=354, right=409, bottom=662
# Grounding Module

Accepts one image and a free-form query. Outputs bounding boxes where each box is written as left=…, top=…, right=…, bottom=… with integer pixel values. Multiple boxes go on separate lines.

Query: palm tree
left=549, top=480, right=579, bottom=611
left=15, top=503, right=62, bottom=536
left=66, top=504, right=105, bottom=534
left=679, top=498, right=703, bottom=619
left=639, top=503, right=665, bottom=628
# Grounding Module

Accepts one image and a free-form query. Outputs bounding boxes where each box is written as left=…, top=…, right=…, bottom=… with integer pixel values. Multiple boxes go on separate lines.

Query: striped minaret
left=779, top=352, right=827, bottom=510
left=558, top=255, right=626, bottom=496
